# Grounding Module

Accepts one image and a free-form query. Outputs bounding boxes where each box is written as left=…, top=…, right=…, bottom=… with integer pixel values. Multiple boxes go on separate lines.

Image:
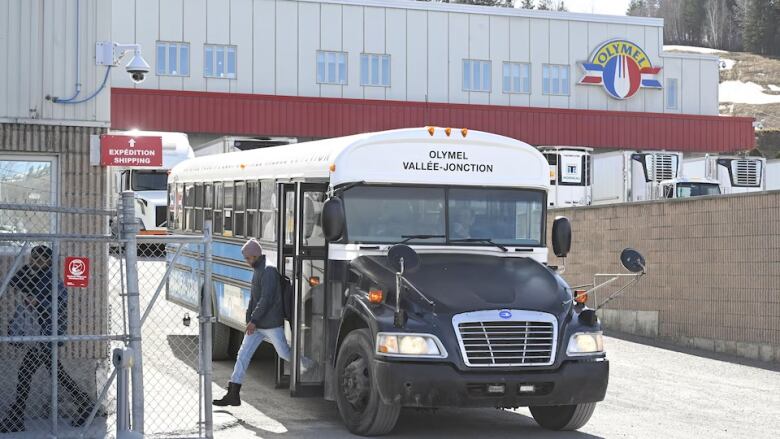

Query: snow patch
left=664, top=45, right=727, bottom=54
left=719, top=59, right=736, bottom=70
left=768, top=84, right=780, bottom=92
left=719, top=81, right=780, bottom=104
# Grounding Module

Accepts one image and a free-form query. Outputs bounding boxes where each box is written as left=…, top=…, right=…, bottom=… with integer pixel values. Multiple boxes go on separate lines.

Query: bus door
left=276, top=182, right=328, bottom=396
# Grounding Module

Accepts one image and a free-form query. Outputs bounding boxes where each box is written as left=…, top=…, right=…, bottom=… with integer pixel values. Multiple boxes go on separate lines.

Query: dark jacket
left=10, top=264, right=68, bottom=338
left=245, top=255, right=284, bottom=329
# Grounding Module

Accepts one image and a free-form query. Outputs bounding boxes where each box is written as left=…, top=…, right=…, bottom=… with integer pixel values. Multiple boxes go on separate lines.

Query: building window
left=502, top=62, right=530, bottom=94
left=542, top=64, right=570, bottom=95
left=0, top=155, right=57, bottom=234
left=317, top=51, right=347, bottom=85
left=666, top=78, right=678, bottom=110
left=360, top=54, right=390, bottom=87
left=204, top=44, right=237, bottom=79
left=156, top=41, right=189, bottom=76
left=463, top=59, right=491, bottom=92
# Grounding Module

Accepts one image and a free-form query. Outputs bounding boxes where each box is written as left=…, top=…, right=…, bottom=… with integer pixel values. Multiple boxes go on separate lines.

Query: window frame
left=233, top=181, right=247, bottom=238
left=204, top=44, right=237, bottom=79
left=156, top=41, right=190, bottom=77
left=462, top=59, right=492, bottom=93
left=0, top=154, right=59, bottom=237
left=542, top=63, right=570, bottom=96
left=317, top=50, right=348, bottom=85
left=360, top=53, right=391, bottom=87
left=502, top=61, right=531, bottom=94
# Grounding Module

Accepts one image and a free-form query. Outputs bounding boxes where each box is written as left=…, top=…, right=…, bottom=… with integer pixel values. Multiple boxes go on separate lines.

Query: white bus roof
left=169, top=127, right=549, bottom=190
left=109, top=130, right=195, bottom=169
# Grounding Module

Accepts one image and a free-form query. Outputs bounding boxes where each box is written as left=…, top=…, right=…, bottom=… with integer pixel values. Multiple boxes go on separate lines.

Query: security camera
left=126, top=53, right=150, bottom=84
left=96, top=41, right=151, bottom=83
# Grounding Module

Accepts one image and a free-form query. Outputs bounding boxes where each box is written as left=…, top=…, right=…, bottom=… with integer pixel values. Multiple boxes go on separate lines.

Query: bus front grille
left=453, top=311, right=557, bottom=367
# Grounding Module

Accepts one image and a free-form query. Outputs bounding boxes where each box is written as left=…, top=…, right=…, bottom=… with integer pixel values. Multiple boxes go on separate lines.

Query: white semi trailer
left=539, top=146, right=592, bottom=207
left=110, top=131, right=194, bottom=234
left=767, top=159, right=780, bottom=191
left=683, top=155, right=766, bottom=194
left=591, top=151, right=683, bottom=205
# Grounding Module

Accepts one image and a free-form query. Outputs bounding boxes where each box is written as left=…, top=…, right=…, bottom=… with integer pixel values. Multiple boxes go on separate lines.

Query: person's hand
left=246, top=322, right=256, bottom=335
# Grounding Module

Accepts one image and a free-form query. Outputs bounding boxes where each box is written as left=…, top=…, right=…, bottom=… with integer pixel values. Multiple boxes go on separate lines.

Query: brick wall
left=549, top=191, right=780, bottom=362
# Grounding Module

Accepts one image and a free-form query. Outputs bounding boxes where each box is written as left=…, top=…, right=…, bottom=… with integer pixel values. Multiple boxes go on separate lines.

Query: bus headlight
left=566, top=332, right=604, bottom=356
left=376, top=333, right=447, bottom=358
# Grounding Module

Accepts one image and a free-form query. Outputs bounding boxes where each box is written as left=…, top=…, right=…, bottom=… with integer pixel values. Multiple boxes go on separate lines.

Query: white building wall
left=110, top=0, right=718, bottom=117
left=1, top=0, right=111, bottom=124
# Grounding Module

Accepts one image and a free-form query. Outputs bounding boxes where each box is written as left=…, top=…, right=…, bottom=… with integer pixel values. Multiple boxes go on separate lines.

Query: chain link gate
left=0, top=192, right=214, bottom=438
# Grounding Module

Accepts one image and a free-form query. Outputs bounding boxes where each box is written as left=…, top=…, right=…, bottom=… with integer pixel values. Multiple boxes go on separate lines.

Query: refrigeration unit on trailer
left=682, top=155, right=766, bottom=194
left=591, top=151, right=683, bottom=205
left=110, top=131, right=194, bottom=234
left=539, top=147, right=592, bottom=207
left=767, top=160, right=780, bottom=191
left=166, top=127, right=646, bottom=435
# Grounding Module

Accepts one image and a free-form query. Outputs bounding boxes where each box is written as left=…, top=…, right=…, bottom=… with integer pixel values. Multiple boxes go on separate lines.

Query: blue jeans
left=230, top=326, right=291, bottom=384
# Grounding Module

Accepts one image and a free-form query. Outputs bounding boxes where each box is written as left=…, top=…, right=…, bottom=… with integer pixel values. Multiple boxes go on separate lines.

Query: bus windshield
left=132, top=170, right=168, bottom=191
left=342, top=186, right=545, bottom=246
left=676, top=182, right=721, bottom=198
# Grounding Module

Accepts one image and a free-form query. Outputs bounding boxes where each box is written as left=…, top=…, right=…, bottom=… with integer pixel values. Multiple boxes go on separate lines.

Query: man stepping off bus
left=214, top=238, right=311, bottom=406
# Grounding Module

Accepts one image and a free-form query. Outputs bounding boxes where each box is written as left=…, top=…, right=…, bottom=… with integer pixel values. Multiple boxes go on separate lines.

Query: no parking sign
left=64, top=256, right=90, bottom=288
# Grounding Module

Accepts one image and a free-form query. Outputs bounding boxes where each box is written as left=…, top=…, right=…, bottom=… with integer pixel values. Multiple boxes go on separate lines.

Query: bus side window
left=234, top=181, right=246, bottom=238
left=204, top=183, right=213, bottom=227
left=184, top=183, right=195, bottom=232
left=246, top=181, right=259, bottom=238
left=213, top=182, right=223, bottom=234
left=194, top=183, right=204, bottom=232
left=260, top=180, right=276, bottom=242
left=223, top=182, right=234, bottom=237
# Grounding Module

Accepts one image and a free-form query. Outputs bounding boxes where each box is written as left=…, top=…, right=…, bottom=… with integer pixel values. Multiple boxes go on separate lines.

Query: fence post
left=50, top=239, right=60, bottom=436
left=201, top=221, right=214, bottom=438
left=121, top=191, right=144, bottom=433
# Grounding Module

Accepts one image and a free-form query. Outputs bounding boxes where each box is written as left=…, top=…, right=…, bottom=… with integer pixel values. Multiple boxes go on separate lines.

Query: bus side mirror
left=321, top=197, right=345, bottom=241
left=551, top=216, right=571, bottom=258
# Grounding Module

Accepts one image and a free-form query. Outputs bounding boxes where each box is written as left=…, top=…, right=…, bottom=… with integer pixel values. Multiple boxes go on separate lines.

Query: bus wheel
left=335, top=329, right=400, bottom=436
left=211, top=323, right=232, bottom=361
left=529, top=402, right=596, bottom=431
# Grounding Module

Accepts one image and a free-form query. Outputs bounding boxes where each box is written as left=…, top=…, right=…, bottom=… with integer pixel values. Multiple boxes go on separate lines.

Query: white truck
left=767, top=159, right=780, bottom=191
left=194, top=136, right=297, bottom=157
left=592, top=151, right=683, bottom=205
left=539, top=146, right=592, bottom=207
left=683, top=155, right=766, bottom=194
left=110, top=131, right=194, bottom=234
left=658, top=177, right=722, bottom=199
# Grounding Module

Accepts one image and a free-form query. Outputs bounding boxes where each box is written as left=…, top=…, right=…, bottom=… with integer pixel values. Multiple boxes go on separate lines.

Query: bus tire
left=212, top=322, right=233, bottom=361
left=335, top=329, right=400, bottom=436
left=529, top=402, right=597, bottom=431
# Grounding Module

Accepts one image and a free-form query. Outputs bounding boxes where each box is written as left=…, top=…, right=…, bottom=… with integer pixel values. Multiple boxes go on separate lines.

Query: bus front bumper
left=373, top=358, right=608, bottom=408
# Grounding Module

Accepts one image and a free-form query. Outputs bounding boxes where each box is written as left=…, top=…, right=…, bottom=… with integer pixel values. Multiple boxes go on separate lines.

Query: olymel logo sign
left=579, top=39, right=662, bottom=100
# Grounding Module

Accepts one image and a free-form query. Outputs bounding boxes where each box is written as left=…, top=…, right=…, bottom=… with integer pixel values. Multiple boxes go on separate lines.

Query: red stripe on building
left=111, top=88, right=755, bottom=152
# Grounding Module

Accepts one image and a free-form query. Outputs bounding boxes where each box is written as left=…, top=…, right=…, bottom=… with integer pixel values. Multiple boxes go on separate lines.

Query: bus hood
left=350, top=253, right=568, bottom=314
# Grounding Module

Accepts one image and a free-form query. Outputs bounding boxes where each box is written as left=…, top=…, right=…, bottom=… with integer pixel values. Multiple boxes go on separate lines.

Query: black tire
left=335, top=329, right=400, bottom=436
left=530, top=402, right=597, bottom=431
left=212, top=323, right=233, bottom=361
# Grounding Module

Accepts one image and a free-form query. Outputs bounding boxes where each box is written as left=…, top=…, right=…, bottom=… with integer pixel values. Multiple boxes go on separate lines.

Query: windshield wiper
left=450, top=238, right=508, bottom=252
left=398, top=234, right=445, bottom=244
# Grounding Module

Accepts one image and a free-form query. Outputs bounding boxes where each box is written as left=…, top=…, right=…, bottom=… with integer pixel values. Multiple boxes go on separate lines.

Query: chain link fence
left=0, top=193, right=214, bottom=438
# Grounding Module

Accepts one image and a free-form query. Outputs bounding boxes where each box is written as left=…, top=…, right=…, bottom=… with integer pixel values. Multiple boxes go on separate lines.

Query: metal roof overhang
left=111, top=88, right=755, bottom=153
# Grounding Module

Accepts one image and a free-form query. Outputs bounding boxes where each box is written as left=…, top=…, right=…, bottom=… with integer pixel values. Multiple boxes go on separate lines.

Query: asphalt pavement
left=210, top=335, right=780, bottom=439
